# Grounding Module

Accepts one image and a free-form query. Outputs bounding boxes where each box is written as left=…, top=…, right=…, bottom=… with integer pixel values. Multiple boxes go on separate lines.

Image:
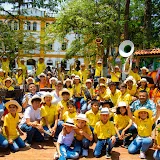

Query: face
left=51, top=80, right=56, bottom=85
left=141, top=69, right=146, bottom=74
left=100, top=114, right=109, bottom=124
left=18, top=69, right=22, bottom=74
left=62, top=93, right=70, bottom=101
left=139, top=92, right=148, bottom=103
left=119, top=106, right=127, bottom=115
left=5, top=80, right=11, bottom=87
left=0, top=71, right=4, bottom=77
left=141, top=81, right=147, bottom=87
left=39, top=58, right=44, bottom=63
left=97, top=63, right=101, bottom=66
left=86, top=82, right=92, bottom=88
left=139, top=111, right=148, bottom=120
left=115, top=68, right=119, bottom=72
left=29, top=84, right=36, bottom=93
left=102, top=104, right=110, bottom=108
left=109, top=85, right=116, bottom=93
left=120, top=87, right=127, bottom=94
left=21, top=60, right=25, bottom=64
left=44, top=96, right=52, bottom=104
left=126, top=80, right=133, bottom=87
left=74, top=79, right=80, bottom=84
left=28, top=79, right=34, bottom=84
left=8, top=104, right=18, bottom=114
left=32, top=100, right=41, bottom=109
left=67, top=104, right=75, bottom=113
left=81, top=65, right=85, bottom=70
left=91, top=102, right=99, bottom=112
left=76, top=119, right=86, bottom=129
left=65, top=125, right=73, bottom=133
left=99, top=86, right=106, bottom=93
left=56, top=84, right=63, bottom=91
left=40, top=76, right=46, bottom=81
left=66, top=81, right=71, bottom=86
left=99, top=79, right=105, bottom=84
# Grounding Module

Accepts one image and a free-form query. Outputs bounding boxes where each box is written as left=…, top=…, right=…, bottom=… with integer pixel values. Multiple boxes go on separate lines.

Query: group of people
left=0, top=57, right=160, bottom=160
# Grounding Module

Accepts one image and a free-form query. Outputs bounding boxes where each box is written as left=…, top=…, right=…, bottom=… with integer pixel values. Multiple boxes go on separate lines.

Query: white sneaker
left=139, top=151, right=146, bottom=159
left=53, top=152, right=59, bottom=160
left=82, top=149, right=88, bottom=157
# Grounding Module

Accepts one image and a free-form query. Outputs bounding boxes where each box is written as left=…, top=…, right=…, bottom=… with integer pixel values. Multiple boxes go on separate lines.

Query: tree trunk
left=124, top=0, right=130, bottom=40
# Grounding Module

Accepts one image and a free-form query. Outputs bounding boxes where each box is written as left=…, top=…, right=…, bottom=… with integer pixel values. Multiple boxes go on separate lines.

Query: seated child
left=0, top=123, right=8, bottom=149
left=74, top=114, right=93, bottom=157
left=127, top=104, right=160, bottom=159
left=2, top=100, right=25, bottom=152
left=94, top=108, right=116, bottom=159
left=19, top=95, right=44, bottom=145
left=54, top=119, right=79, bottom=160
left=114, top=101, right=136, bottom=148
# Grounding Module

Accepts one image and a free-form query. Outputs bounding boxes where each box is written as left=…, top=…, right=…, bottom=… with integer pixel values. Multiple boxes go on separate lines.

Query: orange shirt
left=152, top=88, right=160, bottom=103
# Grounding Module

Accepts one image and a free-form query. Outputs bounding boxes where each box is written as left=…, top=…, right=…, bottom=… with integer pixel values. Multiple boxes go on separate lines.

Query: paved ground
left=0, top=138, right=155, bottom=160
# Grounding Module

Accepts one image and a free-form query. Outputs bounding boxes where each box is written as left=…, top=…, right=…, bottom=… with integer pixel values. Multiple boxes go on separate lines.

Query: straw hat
left=97, top=60, right=102, bottom=64
left=0, top=69, right=5, bottom=73
left=134, top=107, right=153, bottom=118
left=100, top=108, right=109, bottom=115
left=38, top=73, right=46, bottom=79
left=114, top=65, right=120, bottom=69
left=17, top=67, right=22, bottom=71
left=26, top=77, right=35, bottom=84
left=63, top=118, right=75, bottom=127
left=28, top=95, right=42, bottom=105
left=99, top=77, right=107, bottom=83
left=64, top=78, right=72, bottom=85
left=140, top=78, right=148, bottom=84
left=5, top=100, right=22, bottom=113
left=59, top=88, right=70, bottom=97
left=99, top=83, right=107, bottom=88
left=49, top=77, right=58, bottom=84
left=74, top=75, right=80, bottom=80
left=140, top=67, right=149, bottom=72
left=75, top=113, right=89, bottom=122
left=42, top=92, right=52, bottom=103
left=3, top=77, right=13, bottom=85
left=117, top=101, right=127, bottom=108
left=85, top=79, right=92, bottom=84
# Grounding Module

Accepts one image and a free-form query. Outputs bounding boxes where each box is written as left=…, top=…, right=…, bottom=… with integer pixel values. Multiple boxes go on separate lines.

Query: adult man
left=17, top=58, right=27, bottom=77
left=130, top=90, right=156, bottom=116
left=36, top=57, right=46, bottom=76
left=129, top=66, right=141, bottom=83
left=78, top=63, right=89, bottom=83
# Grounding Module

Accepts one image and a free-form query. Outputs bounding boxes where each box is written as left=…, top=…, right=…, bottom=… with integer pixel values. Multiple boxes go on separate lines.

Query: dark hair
left=64, top=82, right=72, bottom=89
left=62, top=92, right=70, bottom=96
left=67, top=100, right=76, bottom=107
left=108, top=82, right=116, bottom=87
left=139, top=90, right=148, bottom=95
left=31, top=98, right=41, bottom=103
left=91, top=99, right=100, bottom=106
left=55, top=81, right=63, bottom=86
left=28, top=82, right=35, bottom=87
left=101, top=100, right=114, bottom=108
left=119, top=83, right=127, bottom=88
left=116, top=106, right=128, bottom=115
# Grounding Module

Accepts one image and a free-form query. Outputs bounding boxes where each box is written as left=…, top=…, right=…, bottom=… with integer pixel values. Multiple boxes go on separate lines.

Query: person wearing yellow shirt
left=3, top=77, right=14, bottom=91
left=36, top=57, right=46, bottom=76
left=129, top=66, right=141, bottom=83
left=127, top=104, right=160, bottom=159
left=109, top=66, right=121, bottom=86
left=40, top=92, right=58, bottom=140
left=118, top=83, right=132, bottom=105
left=114, top=101, right=135, bottom=148
left=1, top=56, right=10, bottom=76
left=0, top=69, right=6, bottom=86
left=17, top=58, right=27, bottom=77
left=63, top=78, right=73, bottom=97
left=108, top=82, right=121, bottom=107
left=137, top=78, right=150, bottom=94
left=95, top=77, right=107, bottom=91
left=3, top=100, right=26, bottom=152
left=94, top=108, right=116, bottom=158
left=78, top=63, right=89, bottom=83
left=15, top=68, right=24, bottom=86
left=49, top=77, right=58, bottom=89
left=74, top=114, right=93, bottom=157
left=140, top=66, right=149, bottom=76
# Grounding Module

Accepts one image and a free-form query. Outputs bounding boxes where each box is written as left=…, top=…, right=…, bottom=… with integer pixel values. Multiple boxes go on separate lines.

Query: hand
left=36, top=124, right=44, bottom=133
left=51, top=127, right=56, bottom=136
left=111, top=136, right=116, bottom=144
left=121, top=130, right=125, bottom=139
left=126, top=105, right=130, bottom=111
left=8, top=138, right=13, bottom=144
left=118, top=134, right=123, bottom=140
left=79, top=129, right=84, bottom=136
left=19, top=131, right=24, bottom=136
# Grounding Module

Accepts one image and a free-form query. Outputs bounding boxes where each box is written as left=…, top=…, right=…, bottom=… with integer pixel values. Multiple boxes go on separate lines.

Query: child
left=2, top=100, right=25, bottom=152
left=127, top=104, right=160, bottom=159
left=94, top=108, right=116, bottom=159
left=114, top=101, right=136, bottom=148
left=19, top=95, right=44, bottom=145
left=49, top=77, right=58, bottom=90
left=15, top=67, right=24, bottom=86
left=74, top=114, right=93, bottom=157
left=63, top=78, right=73, bottom=97
left=3, top=77, right=14, bottom=91
left=54, top=119, right=79, bottom=160
left=40, top=92, right=58, bottom=140
left=138, top=78, right=150, bottom=94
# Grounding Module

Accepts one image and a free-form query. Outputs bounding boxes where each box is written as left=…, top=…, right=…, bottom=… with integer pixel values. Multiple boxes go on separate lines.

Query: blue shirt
left=0, top=103, right=4, bottom=110
left=130, top=99, right=156, bottom=116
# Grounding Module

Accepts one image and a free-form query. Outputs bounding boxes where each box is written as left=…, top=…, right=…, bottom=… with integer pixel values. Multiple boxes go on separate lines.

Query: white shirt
left=51, top=90, right=62, bottom=104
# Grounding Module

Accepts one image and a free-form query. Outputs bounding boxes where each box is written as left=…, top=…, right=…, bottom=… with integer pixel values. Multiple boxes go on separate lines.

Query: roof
left=134, top=49, right=160, bottom=56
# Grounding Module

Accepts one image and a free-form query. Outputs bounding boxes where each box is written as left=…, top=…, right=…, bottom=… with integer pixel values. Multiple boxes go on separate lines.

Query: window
left=48, top=43, right=53, bottom=50
left=8, top=20, right=12, bottom=29
left=46, top=22, right=49, bottom=27
left=61, top=42, right=67, bottom=51
left=14, top=21, right=18, bottom=30
left=27, top=21, right=31, bottom=30
left=33, top=22, right=37, bottom=31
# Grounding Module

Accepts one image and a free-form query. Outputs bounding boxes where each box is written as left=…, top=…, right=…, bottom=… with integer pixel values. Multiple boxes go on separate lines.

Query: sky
left=2, top=3, right=13, bottom=10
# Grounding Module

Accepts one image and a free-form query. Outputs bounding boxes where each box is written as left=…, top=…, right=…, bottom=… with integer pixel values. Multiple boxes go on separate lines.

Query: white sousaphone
left=119, top=40, right=134, bottom=74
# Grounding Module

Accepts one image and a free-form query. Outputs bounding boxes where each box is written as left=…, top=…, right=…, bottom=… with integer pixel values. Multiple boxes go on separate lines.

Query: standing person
left=129, top=66, right=141, bottom=83
left=63, top=78, right=73, bottom=97
left=0, top=69, right=6, bottom=85
left=127, top=104, right=160, bottom=159
left=37, top=73, right=48, bottom=89
left=78, top=63, right=89, bottom=84
left=1, top=56, right=10, bottom=76
left=17, top=58, right=27, bottom=78
left=2, top=100, right=26, bottom=152
left=151, top=79, right=160, bottom=104
left=19, top=95, right=44, bottom=145
left=94, top=108, right=116, bottom=159
left=15, top=67, right=24, bottom=86
left=36, top=57, right=46, bottom=77
left=140, top=66, right=149, bottom=76
left=137, top=78, right=150, bottom=94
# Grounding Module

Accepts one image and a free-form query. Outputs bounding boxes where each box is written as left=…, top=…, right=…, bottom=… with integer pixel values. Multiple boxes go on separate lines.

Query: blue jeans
left=128, top=136, right=153, bottom=154
left=73, top=97, right=87, bottom=113
left=9, top=136, right=25, bottom=152
left=74, top=138, right=90, bottom=154
left=20, top=124, right=44, bottom=144
left=94, top=138, right=115, bottom=157
left=153, top=150, right=160, bottom=160
left=59, top=144, right=79, bottom=160
left=0, top=134, right=8, bottom=148
left=0, top=109, right=4, bottom=119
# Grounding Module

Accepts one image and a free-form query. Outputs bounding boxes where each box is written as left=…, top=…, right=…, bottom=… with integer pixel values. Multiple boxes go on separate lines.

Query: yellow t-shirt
left=135, top=117, right=154, bottom=137
left=0, top=76, right=5, bottom=84
left=2, top=60, right=10, bottom=73
left=67, top=88, right=74, bottom=97
left=85, top=110, right=100, bottom=128
left=109, top=89, right=121, bottom=106
left=16, top=74, right=24, bottom=85
left=62, top=111, right=77, bottom=122
left=97, top=90, right=110, bottom=101
left=114, top=114, right=131, bottom=130
left=95, top=65, right=103, bottom=77
left=40, top=104, right=58, bottom=126
left=3, top=113, right=19, bottom=140
left=73, top=83, right=83, bottom=97
left=138, top=87, right=150, bottom=94
left=110, top=71, right=121, bottom=82
left=94, top=121, right=116, bottom=139
left=36, top=62, right=46, bottom=76
left=75, top=124, right=92, bottom=141
left=118, top=92, right=132, bottom=105
left=17, top=61, right=27, bottom=77
left=127, top=84, right=137, bottom=96
left=57, top=100, right=68, bottom=115
left=4, top=85, right=14, bottom=91
left=78, top=69, right=89, bottom=83
left=129, top=70, right=141, bottom=82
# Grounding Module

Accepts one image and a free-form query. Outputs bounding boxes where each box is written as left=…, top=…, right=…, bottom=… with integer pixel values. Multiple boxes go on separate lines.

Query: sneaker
left=25, top=142, right=31, bottom=147
left=139, top=151, right=146, bottom=159
left=53, top=152, right=59, bottom=160
left=82, top=149, right=88, bottom=157
left=106, top=152, right=111, bottom=159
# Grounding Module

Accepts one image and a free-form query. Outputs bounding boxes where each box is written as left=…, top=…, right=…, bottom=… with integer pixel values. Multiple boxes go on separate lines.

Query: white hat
left=49, top=77, right=58, bottom=84
left=75, top=114, right=89, bottom=122
left=38, top=73, right=46, bottom=79
left=42, top=92, right=52, bottom=103
left=140, top=78, right=148, bottom=83
left=28, top=95, right=42, bottom=105
left=0, top=69, right=5, bottom=73
left=26, top=77, right=35, bottom=84
left=97, top=60, right=102, bottom=64
left=100, top=108, right=109, bottom=114
left=140, top=67, right=149, bottom=72
left=85, top=79, right=92, bottom=84
left=74, top=75, right=80, bottom=80
left=99, top=77, right=107, bottom=83
left=3, top=77, right=13, bottom=85
left=114, top=65, right=120, bottom=69
left=5, top=100, right=22, bottom=113
left=118, top=101, right=127, bottom=108
left=59, top=88, right=71, bottom=97
left=64, top=78, right=72, bottom=85
left=63, top=119, right=75, bottom=127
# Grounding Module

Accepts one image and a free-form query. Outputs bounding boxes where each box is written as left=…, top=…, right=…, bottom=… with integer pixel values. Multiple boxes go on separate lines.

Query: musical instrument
left=95, top=38, right=102, bottom=44
left=119, top=40, right=134, bottom=74
left=81, top=86, right=92, bottom=101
